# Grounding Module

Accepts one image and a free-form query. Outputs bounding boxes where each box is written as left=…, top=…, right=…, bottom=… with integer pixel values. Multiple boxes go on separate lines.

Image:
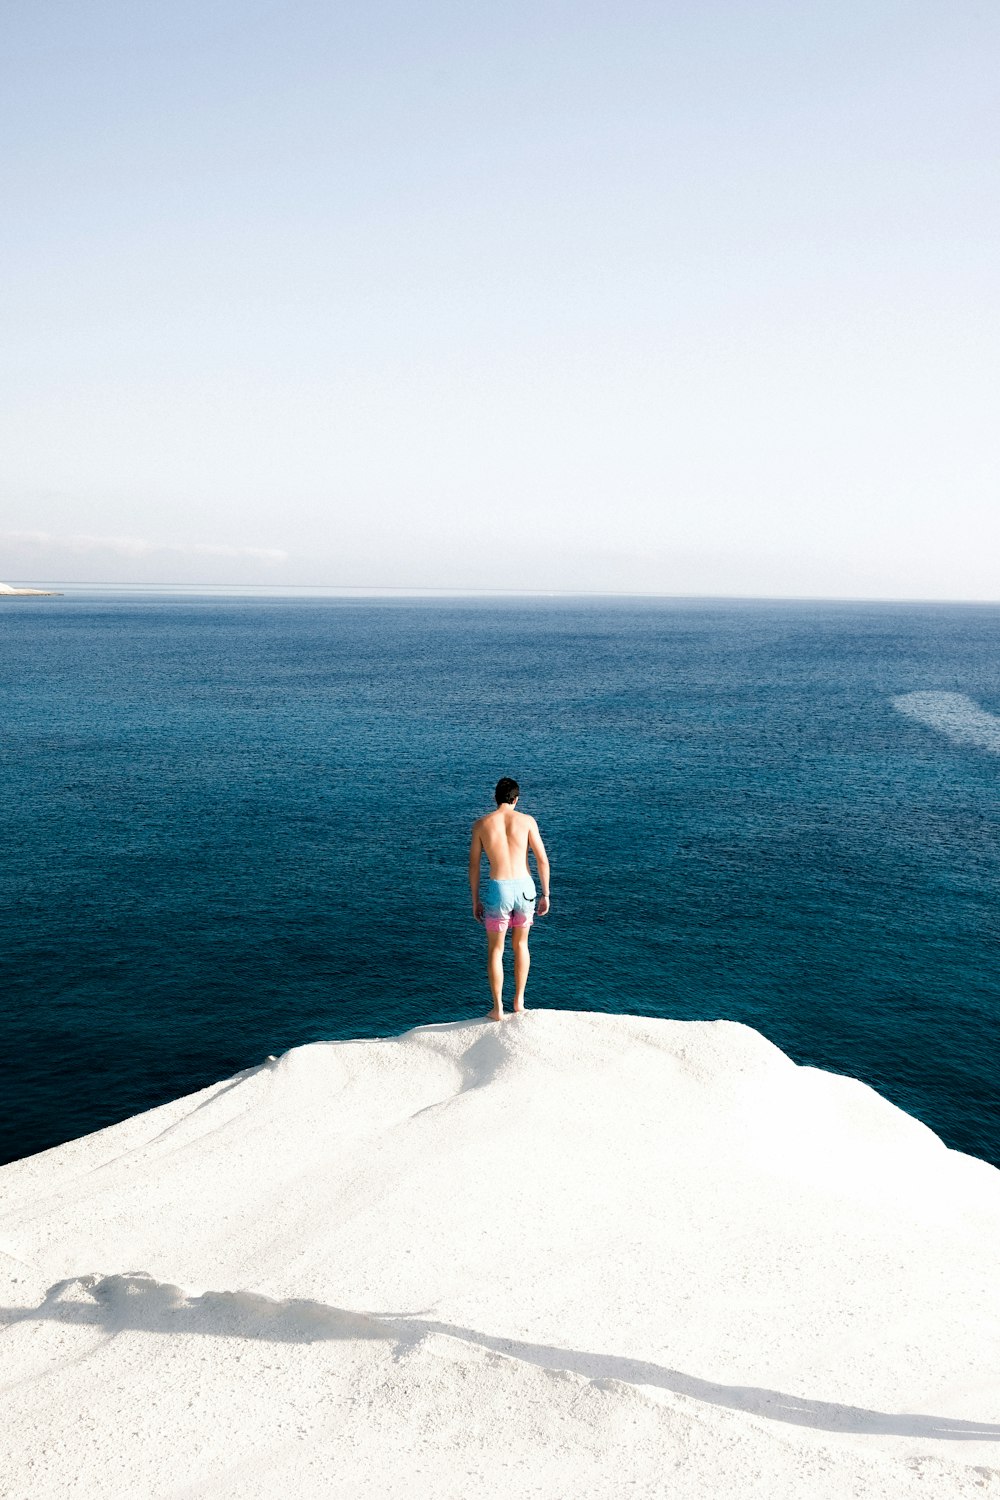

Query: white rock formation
left=1, top=1010, right=997, bottom=1497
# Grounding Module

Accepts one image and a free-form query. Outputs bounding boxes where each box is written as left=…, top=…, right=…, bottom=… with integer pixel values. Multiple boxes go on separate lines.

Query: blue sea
left=2, top=593, right=999, bottom=1169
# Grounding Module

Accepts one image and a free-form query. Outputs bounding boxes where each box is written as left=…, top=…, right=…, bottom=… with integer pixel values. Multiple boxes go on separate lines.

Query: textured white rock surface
left=1, top=1010, right=998, bottom=1497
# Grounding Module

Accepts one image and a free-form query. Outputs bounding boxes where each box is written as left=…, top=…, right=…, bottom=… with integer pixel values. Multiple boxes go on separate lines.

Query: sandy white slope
left=1, top=1010, right=999, bottom=1498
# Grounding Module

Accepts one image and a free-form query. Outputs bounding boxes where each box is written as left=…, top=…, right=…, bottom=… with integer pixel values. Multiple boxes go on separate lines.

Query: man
left=469, top=777, right=551, bottom=1021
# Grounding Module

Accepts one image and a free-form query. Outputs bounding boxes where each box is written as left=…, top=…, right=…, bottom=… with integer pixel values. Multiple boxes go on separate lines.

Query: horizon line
left=6, top=579, right=1000, bottom=606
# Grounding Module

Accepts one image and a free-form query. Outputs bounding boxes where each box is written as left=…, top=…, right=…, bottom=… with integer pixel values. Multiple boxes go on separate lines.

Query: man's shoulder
left=515, top=809, right=537, bottom=827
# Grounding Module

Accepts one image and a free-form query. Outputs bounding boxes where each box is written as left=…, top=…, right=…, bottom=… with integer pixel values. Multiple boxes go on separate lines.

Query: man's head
left=495, top=776, right=520, bottom=806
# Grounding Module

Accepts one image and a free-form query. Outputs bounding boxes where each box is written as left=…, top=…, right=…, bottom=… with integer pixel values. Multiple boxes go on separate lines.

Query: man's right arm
left=468, top=823, right=484, bottom=921
left=528, top=819, right=551, bottom=916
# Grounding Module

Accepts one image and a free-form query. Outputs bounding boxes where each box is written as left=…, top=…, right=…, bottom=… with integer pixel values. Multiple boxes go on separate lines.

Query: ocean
left=2, top=593, right=998, bottom=1168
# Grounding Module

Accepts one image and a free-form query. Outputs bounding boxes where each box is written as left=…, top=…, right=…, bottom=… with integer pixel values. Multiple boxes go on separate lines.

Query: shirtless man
left=469, top=777, right=550, bottom=1021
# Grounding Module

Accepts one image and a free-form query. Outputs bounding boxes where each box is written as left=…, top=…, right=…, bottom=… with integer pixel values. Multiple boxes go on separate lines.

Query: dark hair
left=495, top=777, right=520, bottom=806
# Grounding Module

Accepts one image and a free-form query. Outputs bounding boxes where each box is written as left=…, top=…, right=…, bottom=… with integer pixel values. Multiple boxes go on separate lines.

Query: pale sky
left=2, top=1, right=998, bottom=595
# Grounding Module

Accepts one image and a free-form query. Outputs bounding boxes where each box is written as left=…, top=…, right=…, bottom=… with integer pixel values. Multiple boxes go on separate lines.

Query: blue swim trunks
left=483, top=876, right=537, bottom=933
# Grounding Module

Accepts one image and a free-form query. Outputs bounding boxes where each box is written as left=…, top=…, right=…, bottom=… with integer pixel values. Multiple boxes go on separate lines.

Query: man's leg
left=487, top=928, right=506, bottom=1020
left=511, top=926, right=530, bottom=1012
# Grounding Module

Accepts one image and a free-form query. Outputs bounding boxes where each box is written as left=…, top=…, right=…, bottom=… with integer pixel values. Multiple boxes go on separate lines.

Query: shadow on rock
left=4, top=1271, right=1000, bottom=1442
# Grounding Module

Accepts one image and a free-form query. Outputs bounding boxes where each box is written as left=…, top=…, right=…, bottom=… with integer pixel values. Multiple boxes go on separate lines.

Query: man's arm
left=468, top=823, right=484, bottom=921
left=528, top=819, right=551, bottom=916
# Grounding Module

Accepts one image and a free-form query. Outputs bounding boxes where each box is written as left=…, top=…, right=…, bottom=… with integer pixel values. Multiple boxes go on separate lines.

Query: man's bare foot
left=512, top=1002, right=526, bottom=1014
left=487, top=1008, right=504, bottom=1022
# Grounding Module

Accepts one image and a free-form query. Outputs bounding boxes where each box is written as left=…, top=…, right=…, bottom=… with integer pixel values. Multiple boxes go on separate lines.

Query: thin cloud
left=1, top=531, right=288, bottom=563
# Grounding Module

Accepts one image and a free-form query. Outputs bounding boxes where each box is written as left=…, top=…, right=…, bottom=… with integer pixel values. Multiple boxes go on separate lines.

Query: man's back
left=474, top=805, right=533, bottom=880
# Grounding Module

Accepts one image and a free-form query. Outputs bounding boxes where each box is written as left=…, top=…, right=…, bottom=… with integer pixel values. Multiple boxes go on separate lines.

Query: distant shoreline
left=4, top=582, right=1000, bottom=606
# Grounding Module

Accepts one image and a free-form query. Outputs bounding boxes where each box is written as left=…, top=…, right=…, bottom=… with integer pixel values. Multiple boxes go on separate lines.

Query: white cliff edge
left=1, top=1009, right=997, bottom=1498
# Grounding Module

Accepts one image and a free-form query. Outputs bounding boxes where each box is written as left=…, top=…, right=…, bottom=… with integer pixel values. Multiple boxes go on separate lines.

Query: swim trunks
left=482, top=876, right=536, bottom=933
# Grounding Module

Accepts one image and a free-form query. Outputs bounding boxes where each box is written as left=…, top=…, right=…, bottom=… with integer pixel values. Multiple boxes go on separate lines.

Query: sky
left=1, top=0, right=998, bottom=596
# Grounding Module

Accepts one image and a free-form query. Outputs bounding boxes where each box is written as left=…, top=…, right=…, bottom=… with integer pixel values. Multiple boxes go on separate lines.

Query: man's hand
left=537, top=894, right=550, bottom=916
left=474, top=899, right=484, bottom=923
